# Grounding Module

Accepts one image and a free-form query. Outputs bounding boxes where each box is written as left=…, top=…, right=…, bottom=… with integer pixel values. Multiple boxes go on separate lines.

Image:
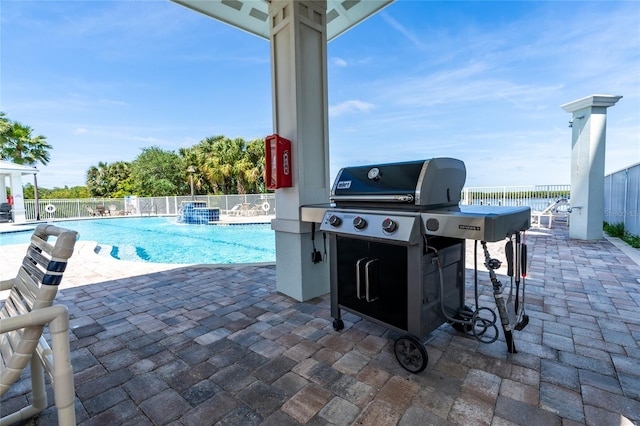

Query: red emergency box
left=265, top=134, right=293, bottom=189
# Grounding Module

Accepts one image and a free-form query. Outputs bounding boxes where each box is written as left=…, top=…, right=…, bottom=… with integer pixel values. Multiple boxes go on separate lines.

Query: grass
left=604, top=222, right=640, bottom=248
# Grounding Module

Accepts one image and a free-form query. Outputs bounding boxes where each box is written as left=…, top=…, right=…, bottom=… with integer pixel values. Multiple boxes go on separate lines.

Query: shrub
left=604, top=222, right=640, bottom=248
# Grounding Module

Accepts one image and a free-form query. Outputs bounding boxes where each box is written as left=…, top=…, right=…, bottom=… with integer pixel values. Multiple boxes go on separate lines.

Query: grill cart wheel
left=332, top=319, right=344, bottom=331
left=394, top=335, right=428, bottom=373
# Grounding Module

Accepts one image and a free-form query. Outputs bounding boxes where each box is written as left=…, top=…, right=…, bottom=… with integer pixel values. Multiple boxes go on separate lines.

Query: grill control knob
left=328, top=215, right=342, bottom=227
left=353, top=216, right=367, bottom=230
left=382, top=218, right=398, bottom=233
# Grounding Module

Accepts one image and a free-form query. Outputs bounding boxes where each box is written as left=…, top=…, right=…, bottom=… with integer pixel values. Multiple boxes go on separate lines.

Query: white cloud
left=331, top=57, right=348, bottom=67
left=379, top=10, right=427, bottom=51
left=329, top=100, right=375, bottom=117
left=74, top=127, right=87, bottom=134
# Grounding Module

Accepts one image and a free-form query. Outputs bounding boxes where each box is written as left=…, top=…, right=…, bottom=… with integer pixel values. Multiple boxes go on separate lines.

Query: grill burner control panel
left=320, top=211, right=421, bottom=244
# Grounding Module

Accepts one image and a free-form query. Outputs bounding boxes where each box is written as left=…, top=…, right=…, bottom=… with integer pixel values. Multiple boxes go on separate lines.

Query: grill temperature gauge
left=353, top=216, right=367, bottom=230
left=382, top=218, right=398, bottom=233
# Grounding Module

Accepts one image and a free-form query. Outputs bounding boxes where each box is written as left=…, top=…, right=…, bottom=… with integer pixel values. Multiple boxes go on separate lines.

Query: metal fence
left=23, top=194, right=276, bottom=221
left=22, top=186, right=578, bottom=222
left=461, top=184, right=571, bottom=212
left=604, top=163, right=640, bottom=237
left=16, top=174, right=639, bottom=238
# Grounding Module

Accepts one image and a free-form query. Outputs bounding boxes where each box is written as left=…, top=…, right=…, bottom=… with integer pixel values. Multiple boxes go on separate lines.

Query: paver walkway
left=1, top=226, right=639, bottom=425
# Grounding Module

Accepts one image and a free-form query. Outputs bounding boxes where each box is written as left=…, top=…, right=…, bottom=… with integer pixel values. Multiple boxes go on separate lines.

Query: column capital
left=561, top=94, right=622, bottom=113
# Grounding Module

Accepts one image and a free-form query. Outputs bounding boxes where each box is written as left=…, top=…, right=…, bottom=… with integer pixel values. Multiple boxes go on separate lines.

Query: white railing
left=16, top=178, right=638, bottom=237
left=22, top=194, right=276, bottom=221
left=461, top=185, right=571, bottom=212
left=20, top=186, right=575, bottom=223
left=605, top=163, right=640, bottom=237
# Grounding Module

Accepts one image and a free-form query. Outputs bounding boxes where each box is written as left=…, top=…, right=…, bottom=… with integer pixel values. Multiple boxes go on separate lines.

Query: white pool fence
left=24, top=194, right=276, bottom=221
left=23, top=187, right=576, bottom=222
left=15, top=172, right=638, bottom=238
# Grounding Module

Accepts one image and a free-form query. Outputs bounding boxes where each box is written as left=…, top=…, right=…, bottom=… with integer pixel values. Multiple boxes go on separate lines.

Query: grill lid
left=330, top=158, right=466, bottom=209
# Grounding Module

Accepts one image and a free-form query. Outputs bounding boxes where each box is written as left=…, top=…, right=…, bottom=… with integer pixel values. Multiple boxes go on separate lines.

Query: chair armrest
left=0, top=305, right=69, bottom=334
left=0, top=278, right=15, bottom=291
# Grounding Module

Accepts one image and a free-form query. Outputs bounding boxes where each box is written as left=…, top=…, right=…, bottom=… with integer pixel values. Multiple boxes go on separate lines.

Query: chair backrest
left=0, top=224, right=78, bottom=393
left=539, top=198, right=569, bottom=214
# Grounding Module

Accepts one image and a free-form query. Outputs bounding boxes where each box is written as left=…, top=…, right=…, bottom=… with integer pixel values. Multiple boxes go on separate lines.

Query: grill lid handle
left=329, top=194, right=415, bottom=203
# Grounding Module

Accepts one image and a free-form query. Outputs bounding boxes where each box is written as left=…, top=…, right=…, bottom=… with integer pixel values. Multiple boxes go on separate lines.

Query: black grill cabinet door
left=336, top=237, right=408, bottom=331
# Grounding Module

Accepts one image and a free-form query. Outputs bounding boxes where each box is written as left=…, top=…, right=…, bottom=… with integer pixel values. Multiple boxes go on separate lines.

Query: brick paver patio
left=2, top=225, right=639, bottom=425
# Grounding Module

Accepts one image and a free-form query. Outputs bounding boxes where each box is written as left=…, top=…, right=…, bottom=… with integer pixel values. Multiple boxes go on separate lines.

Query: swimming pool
left=0, top=217, right=275, bottom=265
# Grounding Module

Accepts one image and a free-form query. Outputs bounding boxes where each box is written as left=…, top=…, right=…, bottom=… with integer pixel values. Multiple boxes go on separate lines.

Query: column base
left=274, top=228, right=329, bottom=302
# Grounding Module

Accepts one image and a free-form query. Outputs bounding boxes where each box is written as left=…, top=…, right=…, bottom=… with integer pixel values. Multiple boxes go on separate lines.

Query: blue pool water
left=0, top=217, right=275, bottom=265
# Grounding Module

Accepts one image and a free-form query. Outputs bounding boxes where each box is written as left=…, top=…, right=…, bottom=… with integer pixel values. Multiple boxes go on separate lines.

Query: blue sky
left=2, top=0, right=639, bottom=189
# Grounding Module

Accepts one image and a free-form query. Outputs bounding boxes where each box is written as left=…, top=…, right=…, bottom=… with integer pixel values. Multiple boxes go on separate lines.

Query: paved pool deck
left=1, top=223, right=639, bottom=425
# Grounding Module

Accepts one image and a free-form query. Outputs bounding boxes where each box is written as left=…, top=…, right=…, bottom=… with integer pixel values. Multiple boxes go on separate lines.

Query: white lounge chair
left=531, top=198, right=570, bottom=228
left=228, top=204, right=243, bottom=216
left=0, top=224, right=78, bottom=426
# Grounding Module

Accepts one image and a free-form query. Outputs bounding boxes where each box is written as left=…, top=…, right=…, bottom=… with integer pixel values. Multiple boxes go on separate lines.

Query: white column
left=9, top=172, right=28, bottom=223
left=561, top=94, right=622, bottom=240
left=0, top=175, right=7, bottom=203
left=268, top=0, right=330, bottom=301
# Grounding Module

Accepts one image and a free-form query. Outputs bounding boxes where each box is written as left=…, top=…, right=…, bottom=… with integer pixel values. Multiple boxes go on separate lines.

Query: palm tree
left=0, top=112, right=10, bottom=140
left=0, top=119, right=52, bottom=220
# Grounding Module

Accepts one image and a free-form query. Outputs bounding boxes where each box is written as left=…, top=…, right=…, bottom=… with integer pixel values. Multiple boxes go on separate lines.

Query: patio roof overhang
left=171, top=0, right=394, bottom=41
left=0, top=160, right=38, bottom=176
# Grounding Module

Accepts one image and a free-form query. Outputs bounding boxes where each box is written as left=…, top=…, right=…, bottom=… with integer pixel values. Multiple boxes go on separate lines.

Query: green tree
left=0, top=112, right=10, bottom=141
left=241, top=138, right=266, bottom=193
left=130, top=146, right=186, bottom=196
left=178, top=135, right=266, bottom=195
left=0, top=113, right=53, bottom=219
left=23, top=184, right=91, bottom=199
left=178, top=146, right=211, bottom=196
left=22, top=183, right=51, bottom=199
left=86, top=161, right=110, bottom=197
left=86, top=161, right=133, bottom=197
left=49, top=186, right=91, bottom=199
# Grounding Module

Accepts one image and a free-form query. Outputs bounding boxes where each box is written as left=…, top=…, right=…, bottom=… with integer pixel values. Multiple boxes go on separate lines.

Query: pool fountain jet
left=177, top=201, right=220, bottom=225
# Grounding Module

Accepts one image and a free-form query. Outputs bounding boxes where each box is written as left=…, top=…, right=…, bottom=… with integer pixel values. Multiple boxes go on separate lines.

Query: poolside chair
left=531, top=198, right=570, bottom=229
left=86, top=206, right=97, bottom=217
left=108, top=204, right=119, bottom=216
left=95, top=205, right=107, bottom=216
left=228, top=204, right=242, bottom=216
left=0, top=203, right=11, bottom=223
left=0, top=224, right=78, bottom=426
left=248, top=202, right=267, bottom=216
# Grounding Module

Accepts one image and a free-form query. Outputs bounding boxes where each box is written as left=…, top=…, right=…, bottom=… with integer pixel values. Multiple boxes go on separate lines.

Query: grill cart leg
left=332, top=319, right=344, bottom=331
left=394, top=335, right=428, bottom=373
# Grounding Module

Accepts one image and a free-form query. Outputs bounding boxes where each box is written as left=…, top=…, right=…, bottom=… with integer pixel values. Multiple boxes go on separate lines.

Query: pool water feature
left=0, top=217, right=275, bottom=265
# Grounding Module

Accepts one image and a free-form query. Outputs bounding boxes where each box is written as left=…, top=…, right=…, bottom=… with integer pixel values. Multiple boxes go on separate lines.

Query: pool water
left=0, top=217, right=275, bottom=265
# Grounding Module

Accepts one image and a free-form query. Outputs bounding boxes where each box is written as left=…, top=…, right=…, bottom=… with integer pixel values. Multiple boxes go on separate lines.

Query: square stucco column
left=269, top=0, right=330, bottom=301
left=561, top=94, right=622, bottom=240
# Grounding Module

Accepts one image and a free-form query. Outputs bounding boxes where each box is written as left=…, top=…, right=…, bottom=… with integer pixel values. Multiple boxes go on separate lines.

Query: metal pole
left=188, top=166, right=195, bottom=201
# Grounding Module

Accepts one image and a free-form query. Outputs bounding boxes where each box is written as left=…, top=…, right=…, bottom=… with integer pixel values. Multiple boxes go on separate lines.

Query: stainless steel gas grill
left=311, top=158, right=531, bottom=373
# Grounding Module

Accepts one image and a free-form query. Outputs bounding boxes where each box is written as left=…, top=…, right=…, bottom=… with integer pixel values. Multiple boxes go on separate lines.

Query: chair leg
left=50, top=310, right=76, bottom=426
left=30, top=354, right=48, bottom=412
left=0, top=355, right=47, bottom=426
